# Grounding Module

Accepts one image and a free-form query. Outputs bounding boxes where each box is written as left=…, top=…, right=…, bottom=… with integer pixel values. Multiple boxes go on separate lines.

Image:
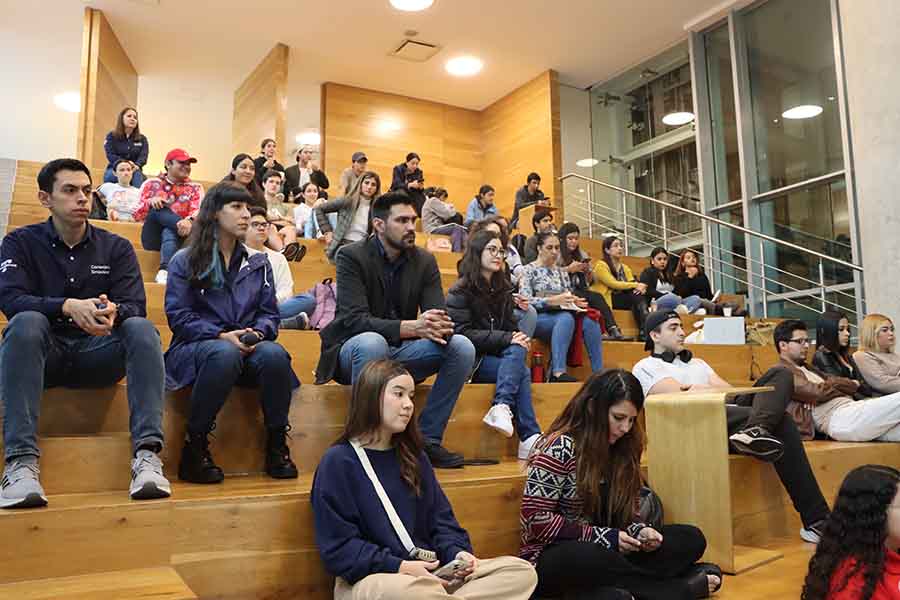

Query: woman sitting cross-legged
left=521, top=369, right=722, bottom=600
left=520, top=231, right=604, bottom=382
left=311, top=359, right=538, bottom=600
left=446, top=230, right=542, bottom=459
left=164, top=182, right=299, bottom=484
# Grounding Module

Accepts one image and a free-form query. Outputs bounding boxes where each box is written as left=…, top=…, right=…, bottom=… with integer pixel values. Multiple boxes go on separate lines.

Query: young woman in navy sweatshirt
left=311, top=359, right=537, bottom=600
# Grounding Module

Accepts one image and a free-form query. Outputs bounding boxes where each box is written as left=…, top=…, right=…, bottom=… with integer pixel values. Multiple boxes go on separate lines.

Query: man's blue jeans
left=279, top=293, right=317, bottom=319
left=337, top=332, right=476, bottom=444
left=1, top=312, right=165, bottom=460
left=141, top=207, right=184, bottom=270
left=471, top=344, right=540, bottom=441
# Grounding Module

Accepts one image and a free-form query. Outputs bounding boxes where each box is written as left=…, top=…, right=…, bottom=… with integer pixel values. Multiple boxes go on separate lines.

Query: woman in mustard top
left=591, top=237, right=650, bottom=337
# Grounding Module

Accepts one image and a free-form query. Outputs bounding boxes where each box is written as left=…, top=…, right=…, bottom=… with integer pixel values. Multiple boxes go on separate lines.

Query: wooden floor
left=719, top=538, right=815, bottom=599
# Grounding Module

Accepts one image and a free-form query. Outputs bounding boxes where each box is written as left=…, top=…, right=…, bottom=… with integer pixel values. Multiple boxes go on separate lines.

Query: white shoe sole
left=800, top=527, right=821, bottom=544
left=482, top=414, right=514, bottom=438
left=130, top=480, right=172, bottom=500
left=0, top=492, right=48, bottom=509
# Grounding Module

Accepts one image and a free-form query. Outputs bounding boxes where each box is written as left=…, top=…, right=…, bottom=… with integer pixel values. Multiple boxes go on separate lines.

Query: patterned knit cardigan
left=519, top=433, right=646, bottom=564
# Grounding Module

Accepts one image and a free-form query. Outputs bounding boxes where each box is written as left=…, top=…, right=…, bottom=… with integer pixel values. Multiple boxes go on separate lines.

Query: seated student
left=510, top=172, right=547, bottom=231
left=802, top=465, right=900, bottom=600
left=223, top=153, right=266, bottom=210
left=136, top=148, right=204, bottom=285
left=523, top=208, right=555, bottom=264
left=465, top=184, right=498, bottom=227
left=314, top=191, right=476, bottom=468
left=592, top=236, right=650, bottom=336
left=775, top=319, right=900, bottom=442
left=96, top=159, right=143, bottom=222
left=294, top=182, right=336, bottom=240
left=519, top=231, right=604, bottom=383
left=672, top=249, right=745, bottom=316
left=311, top=360, right=538, bottom=600
left=252, top=138, right=285, bottom=188
left=390, top=152, right=426, bottom=216
left=103, top=107, right=148, bottom=186
left=284, top=145, right=329, bottom=199
left=261, top=169, right=302, bottom=257
left=854, top=314, right=900, bottom=395
left=339, top=151, right=368, bottom=196
left=446, top=230, right=542, bottom=459
left=314, top=171, right=380, bottom=263
left=164, top=182, right=298, bottom=483
left=522, top=369, right=721, bottom=600
left=640, top=247, right=702, bottom=314
left=558, top=222, right=624, bottom=340
left=813, top=311, right=878, bottom=396
left=493, top=215, right=525, bottom=285
left=246, top=207, right=314, bottom=330
left=633, top=311, right=832, bottom=543
left=422, top=187, right=466, bottom=252
left=0, top=158, right=169, bottom=508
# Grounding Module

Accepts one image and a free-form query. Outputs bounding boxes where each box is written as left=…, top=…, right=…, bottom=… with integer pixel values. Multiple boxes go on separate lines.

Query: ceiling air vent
left=390, top=39, right=441, bottom=62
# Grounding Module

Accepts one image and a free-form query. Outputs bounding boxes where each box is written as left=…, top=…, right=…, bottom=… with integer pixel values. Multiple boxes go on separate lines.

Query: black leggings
left=612, top=290, right=649, bottom=333
left=534, top=524, right=707, bottom=600
left=573, top=289, right=618, bottom=331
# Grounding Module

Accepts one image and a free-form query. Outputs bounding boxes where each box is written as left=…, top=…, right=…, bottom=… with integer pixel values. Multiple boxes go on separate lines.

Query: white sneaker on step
left=482, top=404, right=514, bottom=438
left=518, top=433, right=542, bottom=460
left=155, top=270, right=168, bottom=285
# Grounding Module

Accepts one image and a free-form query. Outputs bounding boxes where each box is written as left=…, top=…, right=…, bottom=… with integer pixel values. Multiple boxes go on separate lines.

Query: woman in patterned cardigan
left=519, top=369, right=722, bottom=600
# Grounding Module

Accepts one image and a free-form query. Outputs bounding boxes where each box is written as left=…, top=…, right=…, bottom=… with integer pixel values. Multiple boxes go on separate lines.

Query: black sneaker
left=729, top=425, right=784, bottom=462
left=607, top=326, right=625, bottom=341
left=425, top=442, right=464, bottom=469
left=265, top=425, right=299, bottom=479
left=801, top=518, right=827, bottom=544
left=549, top=373, right=578, bottom=383
left=178, top=429, right=225, bottom=484
left=280, top=312, right=309, bottom=330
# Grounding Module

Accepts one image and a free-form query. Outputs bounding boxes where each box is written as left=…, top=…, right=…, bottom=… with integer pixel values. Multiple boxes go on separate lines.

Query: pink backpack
left=308, top=278, right=337, bottom=330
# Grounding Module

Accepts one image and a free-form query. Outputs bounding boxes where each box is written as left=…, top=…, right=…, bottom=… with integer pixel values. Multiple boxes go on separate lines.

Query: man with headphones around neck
left=632, top=311, right=831, bottom=544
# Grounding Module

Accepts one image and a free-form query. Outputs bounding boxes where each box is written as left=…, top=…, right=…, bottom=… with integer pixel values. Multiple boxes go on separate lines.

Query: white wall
left=558, top=85, right=593, bottom=232
left=285, top=48, right=323, bottom=166
left=0, top=3, right=83, bottom=162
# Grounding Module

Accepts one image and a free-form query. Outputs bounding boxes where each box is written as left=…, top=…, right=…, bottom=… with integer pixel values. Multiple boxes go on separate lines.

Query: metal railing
left=560, top=172, right=864, bottom=322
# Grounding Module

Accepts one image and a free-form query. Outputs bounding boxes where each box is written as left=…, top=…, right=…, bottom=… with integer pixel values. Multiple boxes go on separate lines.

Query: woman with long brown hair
left=103, top=106, right=148, bottom=186
left=311, top=359, right=538, bottom=600
left=520, top=369, right=721, bottom=600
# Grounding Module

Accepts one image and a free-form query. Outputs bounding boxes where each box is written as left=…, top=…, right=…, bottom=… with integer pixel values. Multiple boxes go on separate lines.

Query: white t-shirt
left=97, top=182, right=142, bottom=222
left=656, top=279, right=674, bottom=294
left=632, top=355, right=716, bottom=397
left=294, top=203, right=313, bottom=231
left=344, top=198, right=371, bottom=242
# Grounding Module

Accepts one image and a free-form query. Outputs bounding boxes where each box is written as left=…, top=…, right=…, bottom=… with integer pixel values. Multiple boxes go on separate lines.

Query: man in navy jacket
left=0, top=158, right=169, bottom=508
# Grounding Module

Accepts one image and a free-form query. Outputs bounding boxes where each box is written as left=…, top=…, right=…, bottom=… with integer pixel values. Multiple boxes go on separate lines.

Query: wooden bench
left=0, top=567, right=197, bottom=600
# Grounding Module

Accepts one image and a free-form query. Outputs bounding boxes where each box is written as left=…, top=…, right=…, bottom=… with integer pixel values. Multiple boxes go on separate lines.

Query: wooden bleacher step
left=0, top=567, right=197, bottom=600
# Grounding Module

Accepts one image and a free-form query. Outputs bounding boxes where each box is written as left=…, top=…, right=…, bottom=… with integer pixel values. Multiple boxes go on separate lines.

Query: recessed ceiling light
left=445, top=56, right=483, bottom=77
left=662, top=111, right=695, bottom=126
left=576, top=158, right=599, bottom=168
left=577, top=188, right=585, bottom=193
left=295, top=131, right=321, bottom=146
left=827, top=96, right=836, bottom=101
left=53, top=91, right=80, bottom=113
left=390, top=0, right=434, bottom=11
left=782, top=105, right=823, bottom=120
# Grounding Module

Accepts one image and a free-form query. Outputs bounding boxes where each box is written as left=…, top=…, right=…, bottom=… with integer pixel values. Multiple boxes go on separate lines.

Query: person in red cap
left=135, top=149, right=204, bottom=284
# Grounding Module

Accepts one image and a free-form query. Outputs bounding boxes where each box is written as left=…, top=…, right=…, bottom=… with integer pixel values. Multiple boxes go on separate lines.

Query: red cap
left=165, top=148, right=198, bottom=163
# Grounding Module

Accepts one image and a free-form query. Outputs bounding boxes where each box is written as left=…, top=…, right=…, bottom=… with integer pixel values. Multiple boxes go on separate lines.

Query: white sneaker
left=518, top=433, right=542, bottom=460
left=694, top=308, right=707, bottom=315
left=674, top=304, right=689, bottom=315
left=0, top=458, right=47, bottom=509
left=483, top=404, right=514, bottom=438
left=130, top=449, right=172, bottom=500
left=155, top=270, right=168, bottom=285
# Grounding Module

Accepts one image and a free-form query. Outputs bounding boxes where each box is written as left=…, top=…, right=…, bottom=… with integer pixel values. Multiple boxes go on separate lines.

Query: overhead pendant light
left=662, top=111, right=695, bottom=126
left=445, top=56, right=483, bottom=77
left=576, top=158, right=599, bottom=168
left=782, top=105, right=823, bottom=120
left=389, top=0, right=434, bottom=11
left=781, top=78, right=823, bottom=120
left=53, top=91, right=80, bottom=113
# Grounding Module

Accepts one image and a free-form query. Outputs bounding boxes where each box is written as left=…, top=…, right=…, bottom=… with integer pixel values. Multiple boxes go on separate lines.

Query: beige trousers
left=333, top=556, right=537, bottom=600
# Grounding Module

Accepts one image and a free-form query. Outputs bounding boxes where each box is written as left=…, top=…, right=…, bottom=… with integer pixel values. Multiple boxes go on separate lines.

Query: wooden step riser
left=0, top=566, right=197, bottom=600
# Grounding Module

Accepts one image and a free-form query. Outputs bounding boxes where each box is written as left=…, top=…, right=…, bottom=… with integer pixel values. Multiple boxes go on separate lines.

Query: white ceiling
left=86, top=0, right=726, bottom=110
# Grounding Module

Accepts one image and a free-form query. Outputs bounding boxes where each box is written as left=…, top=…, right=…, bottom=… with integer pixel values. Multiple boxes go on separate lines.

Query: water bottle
left=531, top=352, right=545, bottom=383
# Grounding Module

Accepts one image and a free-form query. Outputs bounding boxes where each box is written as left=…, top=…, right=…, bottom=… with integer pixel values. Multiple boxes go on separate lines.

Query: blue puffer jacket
left=163, top=244, right=298, bottom=390
left=104, top=132, right=149, bottom=169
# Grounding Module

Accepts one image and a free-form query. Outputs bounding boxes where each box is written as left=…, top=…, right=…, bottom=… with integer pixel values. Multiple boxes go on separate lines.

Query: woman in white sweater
left=854, top=313, right=900, bottom=395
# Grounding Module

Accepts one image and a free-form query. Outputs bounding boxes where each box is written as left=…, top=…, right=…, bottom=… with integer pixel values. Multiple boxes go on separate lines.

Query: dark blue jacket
left=311, top=442, right=472, bottom=584
left=163, top=244, right=295, bottom=390
left=104, top=132, right=149, bottom=169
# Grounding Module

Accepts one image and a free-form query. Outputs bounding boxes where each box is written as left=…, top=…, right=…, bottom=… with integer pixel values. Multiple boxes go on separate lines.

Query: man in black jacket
left=315, top=191, right=476, bottom=468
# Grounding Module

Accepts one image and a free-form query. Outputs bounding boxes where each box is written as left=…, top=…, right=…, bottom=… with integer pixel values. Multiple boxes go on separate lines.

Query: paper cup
left=723, top=306, right=733, bottom=317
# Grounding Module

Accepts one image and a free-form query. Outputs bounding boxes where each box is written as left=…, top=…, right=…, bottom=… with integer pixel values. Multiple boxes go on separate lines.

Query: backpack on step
left=308, top=278, right=337, bottom=330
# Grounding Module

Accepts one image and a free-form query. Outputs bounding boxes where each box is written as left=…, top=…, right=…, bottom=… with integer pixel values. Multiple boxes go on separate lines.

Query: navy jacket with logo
left=0, top=218, right=146, bottom=334
left=104, top=132, right=149, bottom=170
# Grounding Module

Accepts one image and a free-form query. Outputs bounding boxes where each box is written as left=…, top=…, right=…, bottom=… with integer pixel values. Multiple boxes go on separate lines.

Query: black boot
left=178, top=428, right=225, bottom=484
left=265, top=425, right=299, bottom=479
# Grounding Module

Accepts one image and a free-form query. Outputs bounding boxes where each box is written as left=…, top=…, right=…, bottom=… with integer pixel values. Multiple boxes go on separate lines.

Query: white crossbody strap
left=349, top=440, right=416, bottom=554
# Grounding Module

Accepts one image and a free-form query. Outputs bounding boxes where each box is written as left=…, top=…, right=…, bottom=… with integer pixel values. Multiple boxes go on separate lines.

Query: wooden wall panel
left=77, top=8, right=138, bottom=170
left=321, top=83, right=482, bottom=211
left=232, top=44, right=289, bottom=162
left=481, top=70, right=563, bottom=226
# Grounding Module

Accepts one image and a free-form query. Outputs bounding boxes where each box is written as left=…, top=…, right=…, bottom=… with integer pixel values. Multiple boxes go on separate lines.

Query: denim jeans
left=1, top=312, right=165, bottom=460
left=655, top=293, right=701, bottom=313
left=303, top=212, right=337, bottom=239
left=471, top=344, right=540, bottom=441
left=534, top=311, right=604, bottom=375
left=141, top=207, right=184, bottom=270
left=279, top=293, right=317, bottom=319
left=515, top=306, right=537, bottom=337
left=337, top=332, right=476, bottom=444
left=185, top=339, right=294, bottom=435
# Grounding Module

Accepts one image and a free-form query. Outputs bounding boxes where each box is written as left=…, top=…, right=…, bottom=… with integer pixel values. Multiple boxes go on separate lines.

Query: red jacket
left=829, top=550, right=900, bottom=599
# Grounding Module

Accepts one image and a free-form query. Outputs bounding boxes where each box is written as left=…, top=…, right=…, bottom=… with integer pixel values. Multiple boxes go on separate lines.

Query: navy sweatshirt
left=311, top=442, right=472, bottom=584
